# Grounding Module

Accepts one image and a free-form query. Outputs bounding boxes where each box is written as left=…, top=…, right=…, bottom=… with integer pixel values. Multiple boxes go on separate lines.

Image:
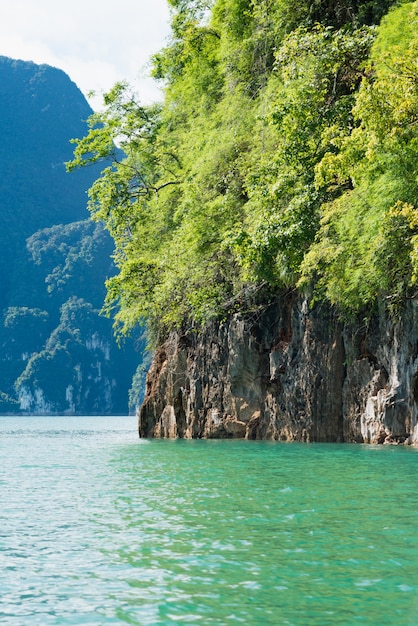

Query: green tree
left=69, top=0, right=408, bottom=343
left=233, top=23, right=375, bottom=286
left=300, top=1, right=418, bottom=313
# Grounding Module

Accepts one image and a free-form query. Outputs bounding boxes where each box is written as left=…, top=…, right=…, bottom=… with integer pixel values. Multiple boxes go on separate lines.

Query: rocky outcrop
left=139, top=291, right=418, bottom=444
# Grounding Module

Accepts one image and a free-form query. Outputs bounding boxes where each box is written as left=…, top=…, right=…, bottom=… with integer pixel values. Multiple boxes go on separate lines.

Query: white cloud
left=0, top=0, right=171, bottom=108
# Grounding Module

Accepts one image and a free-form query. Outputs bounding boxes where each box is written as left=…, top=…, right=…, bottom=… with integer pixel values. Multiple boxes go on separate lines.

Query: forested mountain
left=0, top=57, right=141, bottom=414
left=70, top=0, right=417, bottom=342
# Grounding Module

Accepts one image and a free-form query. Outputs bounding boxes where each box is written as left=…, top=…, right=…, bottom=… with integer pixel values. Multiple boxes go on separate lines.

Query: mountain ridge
left=0, top=56, right=142, bottom=414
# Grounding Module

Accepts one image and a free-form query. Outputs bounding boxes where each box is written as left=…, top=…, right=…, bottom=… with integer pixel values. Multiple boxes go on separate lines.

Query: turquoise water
left=0, top=417, right=418, bottom=625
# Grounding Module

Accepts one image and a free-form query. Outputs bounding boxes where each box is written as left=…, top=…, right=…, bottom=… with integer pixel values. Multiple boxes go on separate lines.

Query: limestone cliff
left=139, top=291, right=418, bottom=444
left=0, top=57, right=140, bottom=415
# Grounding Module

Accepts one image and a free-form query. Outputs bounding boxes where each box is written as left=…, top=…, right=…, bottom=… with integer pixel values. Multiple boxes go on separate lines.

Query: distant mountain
left=0, top=57, right=142, bottom=414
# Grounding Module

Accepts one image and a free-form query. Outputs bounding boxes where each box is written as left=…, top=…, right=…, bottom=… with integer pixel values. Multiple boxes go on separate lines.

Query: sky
left=0, top=0, right=172, bottom=109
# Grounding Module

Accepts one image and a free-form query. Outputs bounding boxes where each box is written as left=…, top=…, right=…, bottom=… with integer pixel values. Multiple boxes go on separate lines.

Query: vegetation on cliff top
left=69, top=0, right=418, bottom=343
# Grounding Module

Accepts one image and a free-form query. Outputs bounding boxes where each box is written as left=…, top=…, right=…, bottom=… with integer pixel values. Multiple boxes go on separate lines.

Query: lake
left=0, top=415, right=417, bottom=624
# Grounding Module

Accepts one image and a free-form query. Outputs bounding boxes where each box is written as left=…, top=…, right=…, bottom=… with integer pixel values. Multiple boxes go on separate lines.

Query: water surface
left=0, top=416, right=417, bottom=624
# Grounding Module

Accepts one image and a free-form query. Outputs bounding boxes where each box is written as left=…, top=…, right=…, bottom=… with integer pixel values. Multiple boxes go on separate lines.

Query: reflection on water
left=0, top=416, right=417, bottom=624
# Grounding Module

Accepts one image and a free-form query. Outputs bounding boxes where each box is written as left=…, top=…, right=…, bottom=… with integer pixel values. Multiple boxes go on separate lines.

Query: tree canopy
left=69, top=0, right=416, bottom=343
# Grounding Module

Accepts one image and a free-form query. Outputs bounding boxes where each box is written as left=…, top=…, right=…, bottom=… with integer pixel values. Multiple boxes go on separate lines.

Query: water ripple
left=0, top=417, right=418, bottom=624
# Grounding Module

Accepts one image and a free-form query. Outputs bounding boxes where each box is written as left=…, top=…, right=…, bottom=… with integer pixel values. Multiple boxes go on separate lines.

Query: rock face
left=139, top=291, right=418, bottom=444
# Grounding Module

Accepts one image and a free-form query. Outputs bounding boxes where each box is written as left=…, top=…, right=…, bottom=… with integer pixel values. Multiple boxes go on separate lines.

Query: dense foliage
left=69, top=0, right=417, bottom=343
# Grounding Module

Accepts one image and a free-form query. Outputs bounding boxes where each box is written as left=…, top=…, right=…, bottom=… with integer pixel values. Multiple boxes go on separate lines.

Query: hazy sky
left=0, top=0, right=172, bottom=109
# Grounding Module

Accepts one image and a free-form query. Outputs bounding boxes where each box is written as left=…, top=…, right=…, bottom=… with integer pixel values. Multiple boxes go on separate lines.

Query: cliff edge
left=139, top=293, right=418, bottom=444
